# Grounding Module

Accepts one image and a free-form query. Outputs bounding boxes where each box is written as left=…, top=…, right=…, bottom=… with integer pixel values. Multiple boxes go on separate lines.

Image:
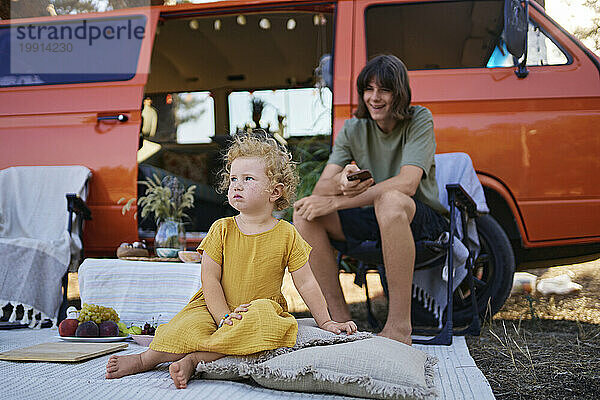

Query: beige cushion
left=251, top=336, right=437, bottom=400
left=197, top=318, right=373, bottom=380
left=197, top=320, right=437, bottom=400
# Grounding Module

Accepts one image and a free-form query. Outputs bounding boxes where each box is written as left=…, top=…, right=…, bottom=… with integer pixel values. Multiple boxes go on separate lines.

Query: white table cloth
left=78, top=258, right=202, bottom=326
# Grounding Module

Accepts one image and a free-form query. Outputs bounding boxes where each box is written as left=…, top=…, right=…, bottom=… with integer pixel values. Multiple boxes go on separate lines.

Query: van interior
left=137, top=10, right=334, bottom=236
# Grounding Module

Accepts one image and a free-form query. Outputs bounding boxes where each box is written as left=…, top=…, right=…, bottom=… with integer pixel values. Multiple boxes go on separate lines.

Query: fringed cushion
left=196, top=319, right=436, bottom=399
left=196, top=318, right=373, bottom=380
left=251, top=336, right=438, bottom=400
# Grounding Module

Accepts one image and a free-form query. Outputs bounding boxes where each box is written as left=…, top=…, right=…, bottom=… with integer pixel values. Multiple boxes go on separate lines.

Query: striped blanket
left=78, top=258, right=202, bottom=326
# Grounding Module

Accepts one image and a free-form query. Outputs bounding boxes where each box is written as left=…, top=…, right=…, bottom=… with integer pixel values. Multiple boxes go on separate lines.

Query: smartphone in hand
left=347, top=169, right=372, bottom=182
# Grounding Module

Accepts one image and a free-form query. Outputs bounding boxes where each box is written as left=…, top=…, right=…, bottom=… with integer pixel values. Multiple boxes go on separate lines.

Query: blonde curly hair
left=218, top=132, right=298, bottom=211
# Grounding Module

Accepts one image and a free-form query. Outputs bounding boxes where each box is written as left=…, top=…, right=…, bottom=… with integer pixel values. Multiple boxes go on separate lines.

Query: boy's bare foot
left=169, top=355, right=197, bottom=389
left=378, top=329, right=412, bottom=346
left=106, top=354, right=148, bottom=379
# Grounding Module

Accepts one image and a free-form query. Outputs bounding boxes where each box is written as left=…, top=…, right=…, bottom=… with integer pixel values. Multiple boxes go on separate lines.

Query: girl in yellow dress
left=106, top=133, right=357, bottom=388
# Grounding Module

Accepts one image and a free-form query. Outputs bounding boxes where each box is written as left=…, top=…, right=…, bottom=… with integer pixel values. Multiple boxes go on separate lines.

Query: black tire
left=411, top=214, right=516, bottom=327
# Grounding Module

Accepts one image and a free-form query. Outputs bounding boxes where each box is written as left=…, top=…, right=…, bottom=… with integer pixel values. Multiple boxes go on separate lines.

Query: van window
left=487, top=22, right=569, bottom=67
left=366, top=0, right=505, bottom=69
left=175, top=92, right=215, bottom=144
left=139, top=91, right=215, bottom=144
left=0, top=15, right=146, bottom=87
left=228, top=88, right=332, bottom=137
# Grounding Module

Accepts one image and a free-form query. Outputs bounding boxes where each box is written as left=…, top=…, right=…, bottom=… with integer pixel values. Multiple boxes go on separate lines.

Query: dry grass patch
left=467, top=319, right=600, bottom=399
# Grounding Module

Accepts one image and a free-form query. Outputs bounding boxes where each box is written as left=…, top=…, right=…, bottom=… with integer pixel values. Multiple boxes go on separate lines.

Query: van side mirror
left=504, top=0, right=529, bottom=78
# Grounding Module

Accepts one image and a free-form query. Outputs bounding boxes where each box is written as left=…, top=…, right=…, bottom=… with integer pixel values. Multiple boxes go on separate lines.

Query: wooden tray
left=0, top=342, right=128, bottom=362
left=119, top=256, right=181, bottom=262
left=116, top=247, right=149, bottom=258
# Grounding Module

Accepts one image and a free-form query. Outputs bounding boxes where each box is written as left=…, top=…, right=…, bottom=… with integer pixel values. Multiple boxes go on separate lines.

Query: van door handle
left=97, top=114, right=129, bottom=122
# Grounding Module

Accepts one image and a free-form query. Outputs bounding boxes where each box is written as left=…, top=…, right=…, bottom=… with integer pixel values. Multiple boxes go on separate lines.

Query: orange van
left=1, top=1, right=599, bottom=318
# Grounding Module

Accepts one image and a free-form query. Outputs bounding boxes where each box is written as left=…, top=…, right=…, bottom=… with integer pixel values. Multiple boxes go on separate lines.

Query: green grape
left=77, top=303, right=120, bottom=324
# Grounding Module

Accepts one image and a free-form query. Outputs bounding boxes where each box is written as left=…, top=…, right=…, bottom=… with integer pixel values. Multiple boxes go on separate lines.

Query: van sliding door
left=0, top=8, right=160, bottom=256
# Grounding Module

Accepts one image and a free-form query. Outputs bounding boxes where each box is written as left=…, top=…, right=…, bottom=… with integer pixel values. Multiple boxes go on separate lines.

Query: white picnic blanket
left=78, top=258, right=203, bottom=326
left=0, top=165, right=91, bottom=327
left=413, top=153, right=488, bottom=325
left=0, top=328, right=495, bottom=400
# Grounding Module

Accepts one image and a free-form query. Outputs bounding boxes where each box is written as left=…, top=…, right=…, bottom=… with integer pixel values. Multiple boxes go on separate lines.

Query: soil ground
left=281, top=258, right=600, bottom=400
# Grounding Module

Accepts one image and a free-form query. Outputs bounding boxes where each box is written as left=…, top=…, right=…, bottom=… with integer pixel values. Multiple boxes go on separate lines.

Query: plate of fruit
left=57, top=304, right=131, bottom=342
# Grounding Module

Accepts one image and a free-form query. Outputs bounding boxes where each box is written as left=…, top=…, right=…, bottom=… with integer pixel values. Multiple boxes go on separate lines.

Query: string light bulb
left=259, top=18, right=271, bottom=29
left=236, top=15, right=246, bottom=25
left=286, top=18, right=296, bottom=30
left=189, top=19, right=199, bottom=30
left=313, top=13, right=327, bottom=26
left=214, top=19, right=221, bottom=31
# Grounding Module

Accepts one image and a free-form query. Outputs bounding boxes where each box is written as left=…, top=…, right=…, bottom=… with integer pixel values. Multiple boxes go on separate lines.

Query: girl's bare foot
left=106, top=354, right=148, bottom=379
left=169, top=355, right=197, bottom=389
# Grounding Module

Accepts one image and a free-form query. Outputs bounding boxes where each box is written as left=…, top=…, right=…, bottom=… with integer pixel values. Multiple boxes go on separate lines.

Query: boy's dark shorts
left=333, top=199, right=449, bottom=254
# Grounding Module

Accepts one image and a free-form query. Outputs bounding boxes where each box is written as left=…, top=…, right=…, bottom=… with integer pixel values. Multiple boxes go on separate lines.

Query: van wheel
left=411, top=214, right=516, bottom=328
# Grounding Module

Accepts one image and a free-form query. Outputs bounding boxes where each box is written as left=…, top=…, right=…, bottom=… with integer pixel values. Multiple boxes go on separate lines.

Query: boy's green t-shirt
left=327, top=105, right=447, bottom=216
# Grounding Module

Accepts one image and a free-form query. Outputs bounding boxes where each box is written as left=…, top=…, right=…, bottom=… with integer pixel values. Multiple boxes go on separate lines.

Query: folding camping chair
left=333, top=153, right=486, bottom=345
left=0, top=166, right=91, bottom=328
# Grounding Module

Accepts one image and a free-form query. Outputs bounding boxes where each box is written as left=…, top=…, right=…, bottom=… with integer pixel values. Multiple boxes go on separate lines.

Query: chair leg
left=57, top=272, right=69, bottom=323
left=360, top=262, right=382, bottom=330
left=413, top=190, right=458, bottom=346
left=454, top=255, right=481, bottom=336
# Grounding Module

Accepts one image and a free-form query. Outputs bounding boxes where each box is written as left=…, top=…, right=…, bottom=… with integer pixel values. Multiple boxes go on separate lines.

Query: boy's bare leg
left=169, top=351, right=224, bottom=389
left=293, top=210, right=350, bottom=322
left=106, top=349, right=185, bottom=379
left=374, top=190, right=416, bottom=346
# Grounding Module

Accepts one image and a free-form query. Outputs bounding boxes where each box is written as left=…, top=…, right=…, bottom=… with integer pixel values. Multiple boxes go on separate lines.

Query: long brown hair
left=354, top=54, right=413, bottom=121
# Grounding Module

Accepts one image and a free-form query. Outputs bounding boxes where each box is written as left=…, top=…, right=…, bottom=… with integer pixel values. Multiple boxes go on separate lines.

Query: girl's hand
left=221, top=303, right=250, bottom=327
left=320, top=319, right=358, bottom=335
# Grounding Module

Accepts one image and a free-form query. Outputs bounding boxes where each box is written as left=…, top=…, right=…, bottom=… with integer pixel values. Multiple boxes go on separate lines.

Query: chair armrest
left=66, top=194, right=92, bottom=220
left=445, top=184, right=478, bottom=218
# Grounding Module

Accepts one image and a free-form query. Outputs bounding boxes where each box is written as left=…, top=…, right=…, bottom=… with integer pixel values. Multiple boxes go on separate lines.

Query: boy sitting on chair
left=293, top=54, right=449, bottom=345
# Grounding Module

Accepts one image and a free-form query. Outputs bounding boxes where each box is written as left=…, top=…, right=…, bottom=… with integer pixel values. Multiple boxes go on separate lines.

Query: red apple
left=58, top=318, right=79, bottom=337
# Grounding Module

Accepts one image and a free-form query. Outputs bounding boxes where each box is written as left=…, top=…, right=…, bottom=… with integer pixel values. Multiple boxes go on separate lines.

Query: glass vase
left=154, top=218, right=186, bottom=251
